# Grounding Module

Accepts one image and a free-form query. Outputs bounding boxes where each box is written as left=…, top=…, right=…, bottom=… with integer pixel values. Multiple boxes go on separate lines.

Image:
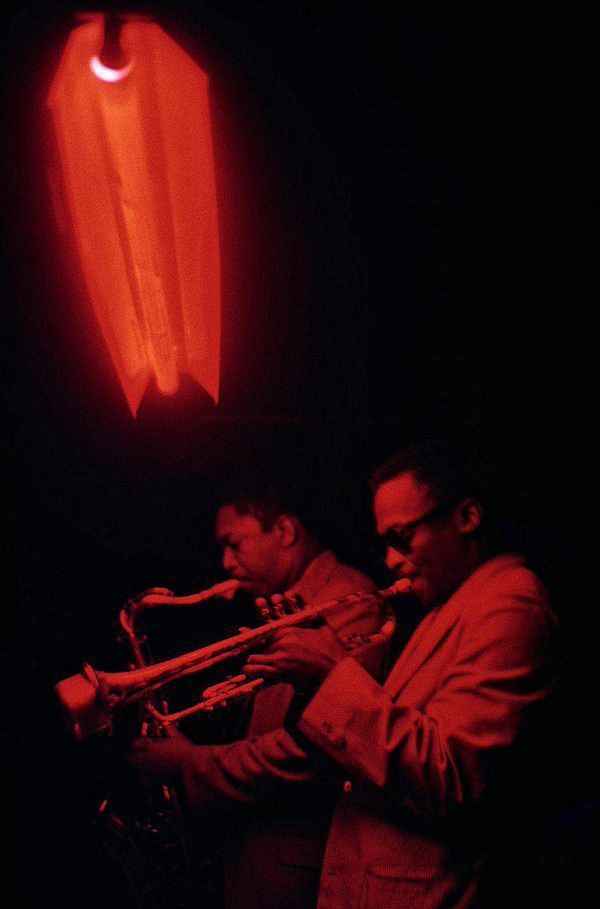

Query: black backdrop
left=3, top=2, right=592, bottom=906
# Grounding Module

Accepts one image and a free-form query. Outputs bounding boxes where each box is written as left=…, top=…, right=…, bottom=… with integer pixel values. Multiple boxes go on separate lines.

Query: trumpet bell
left=55, top=664, right=112, bottom=741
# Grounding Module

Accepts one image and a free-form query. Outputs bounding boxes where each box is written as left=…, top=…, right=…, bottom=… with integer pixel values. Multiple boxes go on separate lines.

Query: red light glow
left=48, top=15, right=221, bottom=414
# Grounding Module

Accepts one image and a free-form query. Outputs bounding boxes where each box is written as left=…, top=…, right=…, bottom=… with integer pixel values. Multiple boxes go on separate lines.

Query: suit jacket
left=180, top=551, right=384, bottom=909
left=295, top=554, right=559, bottom=909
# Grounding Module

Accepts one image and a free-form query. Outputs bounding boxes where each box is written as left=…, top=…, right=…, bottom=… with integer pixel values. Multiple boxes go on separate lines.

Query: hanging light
left=48, top=13, right=221, bottom=415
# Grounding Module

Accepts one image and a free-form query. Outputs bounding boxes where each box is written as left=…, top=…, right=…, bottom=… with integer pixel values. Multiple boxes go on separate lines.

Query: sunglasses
left=376, top=501, right=449, bottom=557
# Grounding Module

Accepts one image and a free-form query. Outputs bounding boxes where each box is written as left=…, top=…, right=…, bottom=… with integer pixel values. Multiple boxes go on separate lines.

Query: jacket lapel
left=384, top=554, right=524, bottom=696
left=384, top=603, right=461, bottom=695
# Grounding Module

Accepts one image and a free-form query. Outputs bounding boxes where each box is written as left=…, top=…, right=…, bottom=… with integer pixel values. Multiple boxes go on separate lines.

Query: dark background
left=3, top=1, right=593, bottom=906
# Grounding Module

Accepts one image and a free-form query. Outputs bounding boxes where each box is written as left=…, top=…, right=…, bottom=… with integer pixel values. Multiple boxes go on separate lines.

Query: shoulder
left=457, top=555, right=559, bottom=661
left=306, top=553, right=382, bottom=637
left=294, top=549, right=378, bottom=603
left=317, top=558, right=378, bottom=601
left=460, top=554, right=552, bottom=616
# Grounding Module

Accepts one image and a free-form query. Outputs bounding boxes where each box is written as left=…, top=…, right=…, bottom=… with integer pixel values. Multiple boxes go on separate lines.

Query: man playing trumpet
left=130, top=472, right=389, bottom=909
left=241, top=442, right=560, bottom=909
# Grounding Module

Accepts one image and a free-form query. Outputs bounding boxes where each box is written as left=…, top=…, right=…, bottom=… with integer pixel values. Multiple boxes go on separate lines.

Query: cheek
left=406, top=545, right=429, bottom=570
left=239, top=541, right=273, bottom=575
left=415, top=535, right=456, bottom=580
left=410, top=537, right=446, bottom=573
left=236, top=545, right=258, bottom=571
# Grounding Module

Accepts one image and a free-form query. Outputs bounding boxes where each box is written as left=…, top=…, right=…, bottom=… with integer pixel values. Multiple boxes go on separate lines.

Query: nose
left=384, top=546, right=406, bottom=574
left=222, top=546, right=237, bottom=574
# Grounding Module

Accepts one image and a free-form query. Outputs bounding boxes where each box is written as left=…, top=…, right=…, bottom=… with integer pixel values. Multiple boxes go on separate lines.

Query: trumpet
left=55, top=579, right=412, bottom=741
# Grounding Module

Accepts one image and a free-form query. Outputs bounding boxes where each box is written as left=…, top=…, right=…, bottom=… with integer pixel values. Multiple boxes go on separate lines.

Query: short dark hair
left=222, top=488, right=294, bottom=532
left=370, top=440, right=482, bottom=506
left=217, top=464, right=320, bottom=535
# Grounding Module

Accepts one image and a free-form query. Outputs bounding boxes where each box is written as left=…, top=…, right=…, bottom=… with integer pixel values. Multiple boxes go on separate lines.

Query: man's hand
left=243, top=625, right=347, bottom=686
left=129, top=729, right=194, bottom=778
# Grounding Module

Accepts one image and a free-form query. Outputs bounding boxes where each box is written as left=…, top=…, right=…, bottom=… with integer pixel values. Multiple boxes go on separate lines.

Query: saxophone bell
left=55, top=663, right=112, bottom=741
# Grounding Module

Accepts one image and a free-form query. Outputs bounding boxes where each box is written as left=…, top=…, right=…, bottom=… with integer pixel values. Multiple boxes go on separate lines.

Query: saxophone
left=60, top=578, right=409, bottom=906
left=85, top=581, right=240, bottom=908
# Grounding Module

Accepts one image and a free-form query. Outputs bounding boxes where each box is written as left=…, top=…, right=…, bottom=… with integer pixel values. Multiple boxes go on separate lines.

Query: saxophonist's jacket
left=181, top=550, right=385, bottom=909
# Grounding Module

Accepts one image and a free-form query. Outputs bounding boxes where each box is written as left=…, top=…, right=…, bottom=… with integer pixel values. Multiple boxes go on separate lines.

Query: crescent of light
left=89, top=54, right=134, bottom=83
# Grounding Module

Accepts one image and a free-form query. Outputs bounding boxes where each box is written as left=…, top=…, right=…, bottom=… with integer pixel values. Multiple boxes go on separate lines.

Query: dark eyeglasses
left=377, top=502, right=448, bottom=557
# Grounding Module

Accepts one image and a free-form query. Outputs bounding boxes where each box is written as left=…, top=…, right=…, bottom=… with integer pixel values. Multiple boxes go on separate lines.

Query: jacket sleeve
left=297, top=595, right=558, bottom=819
left=180, top=725, right=320, bottom=809
left=180, top=566, right=384, bottom=811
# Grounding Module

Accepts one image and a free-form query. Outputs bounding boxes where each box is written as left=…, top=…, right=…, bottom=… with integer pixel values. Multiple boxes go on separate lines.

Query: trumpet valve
left=281, top=593, right=304, bottom=614
left=269, top=594, right=286, bottom=618
left=254, top=597, right=272, bottom=621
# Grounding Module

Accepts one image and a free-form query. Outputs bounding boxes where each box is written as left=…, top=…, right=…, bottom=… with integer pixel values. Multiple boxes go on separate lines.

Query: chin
left=411, top=578, right=434, bottom=608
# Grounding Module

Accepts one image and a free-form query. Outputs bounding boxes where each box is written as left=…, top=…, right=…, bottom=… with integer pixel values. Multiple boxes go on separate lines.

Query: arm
left=130, top=577, right=385, bottom=810
left=129, top=658, right=333, bottom=809
left=295, top=597, right=558, bottom=819
left=178, top=581, right=387, bottom=808
left=180, top=727, right=322, bottom=809
left=129, top=722, right=329, bottom=810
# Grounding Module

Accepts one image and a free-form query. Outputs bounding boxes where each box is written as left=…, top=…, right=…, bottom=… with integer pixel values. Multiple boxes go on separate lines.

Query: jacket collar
left=285, top=549, right=340, bottom=602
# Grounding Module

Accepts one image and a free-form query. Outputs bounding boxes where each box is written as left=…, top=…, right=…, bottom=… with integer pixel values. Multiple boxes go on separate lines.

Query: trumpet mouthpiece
left=385, top=578, right=413, bottom=597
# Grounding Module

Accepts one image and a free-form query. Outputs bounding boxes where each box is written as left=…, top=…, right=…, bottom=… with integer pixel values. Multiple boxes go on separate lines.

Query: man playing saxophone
left=129, top=473, right=389, bottom=909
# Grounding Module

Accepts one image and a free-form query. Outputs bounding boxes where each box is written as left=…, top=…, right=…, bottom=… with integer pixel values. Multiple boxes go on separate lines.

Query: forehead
left=373, top=471, right=436, bottom=534
left=215, top=505, right=264, bottom=542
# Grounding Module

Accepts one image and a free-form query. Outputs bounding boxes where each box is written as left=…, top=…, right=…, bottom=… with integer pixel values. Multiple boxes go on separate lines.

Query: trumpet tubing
left=55, top=579, right=412, bottom=740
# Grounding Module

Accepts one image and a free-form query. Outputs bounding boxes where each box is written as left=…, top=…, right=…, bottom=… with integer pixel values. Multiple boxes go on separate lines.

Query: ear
left=455, top=497, right=484, bottom=536
left=273, top=514, right=299, bottom=547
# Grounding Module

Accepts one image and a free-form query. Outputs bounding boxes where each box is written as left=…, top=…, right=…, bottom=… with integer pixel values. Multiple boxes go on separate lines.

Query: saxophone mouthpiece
left=211, top=579, right=242, bottom=601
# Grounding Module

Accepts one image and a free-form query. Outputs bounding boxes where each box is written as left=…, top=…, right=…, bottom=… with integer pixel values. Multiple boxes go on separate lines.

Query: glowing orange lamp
left=48, top=14, right=221, bottom=415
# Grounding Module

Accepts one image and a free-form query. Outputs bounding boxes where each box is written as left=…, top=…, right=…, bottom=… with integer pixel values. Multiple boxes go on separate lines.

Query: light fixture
left=48, top=14, right=221, bottom=415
